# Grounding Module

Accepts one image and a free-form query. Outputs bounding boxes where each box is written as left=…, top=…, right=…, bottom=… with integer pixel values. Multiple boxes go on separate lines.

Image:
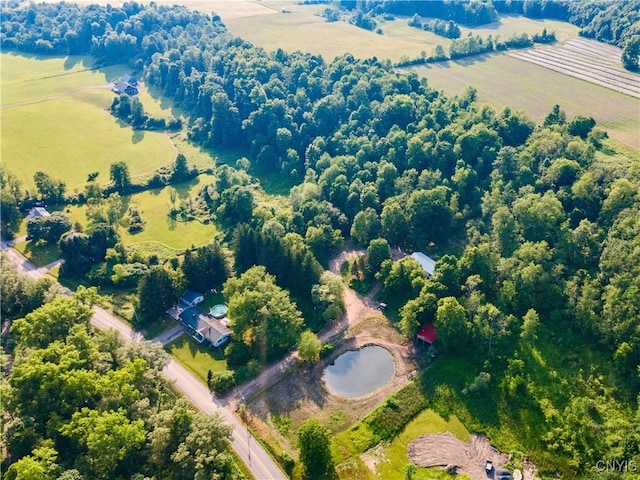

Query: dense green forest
left=1, top=1, right=639, bottom=478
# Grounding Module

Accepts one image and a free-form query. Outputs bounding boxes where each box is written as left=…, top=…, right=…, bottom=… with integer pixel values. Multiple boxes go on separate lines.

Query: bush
left=210, top=371, right=235, bottom=395
left=320, top=342, right=335, bottom=358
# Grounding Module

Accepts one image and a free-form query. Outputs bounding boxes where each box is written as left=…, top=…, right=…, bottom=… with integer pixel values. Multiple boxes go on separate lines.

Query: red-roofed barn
left=417, top=323, right=436, bottom=344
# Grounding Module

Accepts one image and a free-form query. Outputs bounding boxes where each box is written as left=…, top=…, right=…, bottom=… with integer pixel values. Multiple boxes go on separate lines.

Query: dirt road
left=230, top=249, right=381, bottom=404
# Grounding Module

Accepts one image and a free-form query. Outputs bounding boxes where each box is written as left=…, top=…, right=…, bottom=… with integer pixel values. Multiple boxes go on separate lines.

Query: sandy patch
left=409, top=432, right=538, bottom=480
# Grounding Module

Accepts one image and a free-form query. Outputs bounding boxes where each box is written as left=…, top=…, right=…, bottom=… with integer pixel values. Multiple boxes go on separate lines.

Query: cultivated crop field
left=410, top=50, right=640, bottom=149
left=508, top=38, right=640, bottom=99
left=1, top=53, right=176, bottom=190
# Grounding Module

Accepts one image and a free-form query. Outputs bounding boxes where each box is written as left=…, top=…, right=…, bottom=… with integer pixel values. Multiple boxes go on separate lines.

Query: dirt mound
left=408, top=432, right=510, bottom=480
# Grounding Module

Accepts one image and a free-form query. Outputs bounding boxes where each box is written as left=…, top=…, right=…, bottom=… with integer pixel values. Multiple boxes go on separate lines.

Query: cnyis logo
left=596, top=459, right=638, bottom=472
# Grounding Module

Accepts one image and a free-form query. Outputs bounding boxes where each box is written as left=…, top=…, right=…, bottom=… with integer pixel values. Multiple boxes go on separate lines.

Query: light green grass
left=1, top=53, right=121, bottom=105
left=334, top=409, right=470, bottom=480
left=225, top=1, right=429, bottom=63
left=458, top=15, right=580, bottom=42
left=59, top=176, right=218, bottom=250
left=13, top=240, right=61, bottom=267
left=120, top=180, right=217, bottom=249
left=1, top=53, right=177, bottom=191
left=166, top=335, right=228, bottom=384
left=410, top=53, right=640, bottom=148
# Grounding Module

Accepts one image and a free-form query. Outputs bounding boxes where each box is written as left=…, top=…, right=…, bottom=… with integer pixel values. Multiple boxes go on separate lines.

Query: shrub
left=210, top=371, right=235, bottom=395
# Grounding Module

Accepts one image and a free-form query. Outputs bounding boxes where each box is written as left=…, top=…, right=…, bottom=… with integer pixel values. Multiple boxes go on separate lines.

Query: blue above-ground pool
left=209, top=304, right=228, bottom=319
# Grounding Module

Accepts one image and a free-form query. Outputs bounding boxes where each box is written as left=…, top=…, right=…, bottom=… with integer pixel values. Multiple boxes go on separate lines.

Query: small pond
left=322, top=345, right=395, bottom=398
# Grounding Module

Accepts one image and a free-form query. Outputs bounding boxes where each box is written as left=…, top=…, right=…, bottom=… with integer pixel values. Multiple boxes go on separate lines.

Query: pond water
left=322, top=345, right=395, bottom=398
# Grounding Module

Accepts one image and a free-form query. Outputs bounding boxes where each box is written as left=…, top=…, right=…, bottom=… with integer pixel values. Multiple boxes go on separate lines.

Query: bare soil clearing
left=409, top=432, right=538, bottom=480
left=509, top=39, right=640, bottom=99
left=249, top=315, right=417, bottom=437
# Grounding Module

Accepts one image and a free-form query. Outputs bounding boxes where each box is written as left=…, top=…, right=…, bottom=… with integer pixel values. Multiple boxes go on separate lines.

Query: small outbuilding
left=417, top=323, right=436, bottom=344
left=27, top=206, right=51, bottom=220
left=410, top=252, right=436, bottom=277
left=181, top=290, right=204, bottom=307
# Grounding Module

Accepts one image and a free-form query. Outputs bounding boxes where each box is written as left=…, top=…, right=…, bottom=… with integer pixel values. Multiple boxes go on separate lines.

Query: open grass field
left=1, top=53, right=177, bottom=191
left=61, top=175, right=218, bottom=250
left=410, top=49, right=640, bottom=149
left=165, top=334, right=228, bottom=384
left=334, top=409, right=470, bottom=480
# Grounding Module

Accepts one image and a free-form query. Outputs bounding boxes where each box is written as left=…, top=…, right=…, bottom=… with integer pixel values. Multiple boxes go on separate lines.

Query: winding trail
left=229, top=249, right=380, bottom=405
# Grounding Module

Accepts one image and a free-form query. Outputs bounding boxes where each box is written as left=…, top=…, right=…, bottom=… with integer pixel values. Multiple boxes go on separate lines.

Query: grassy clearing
left=225, top=1, right=428, bottom=63
left=166, top=334, right=228, bottom=383
left=142, top=314, right=177, bottom=339
left=410, top=52, right=640, bottom=148
left=13, top=240, right=61, bottom=267
left=120, top=182, right=217, bottom=249
left=59, top=176, right=218, bottom=251
left=376, top=409, right=469, bottom=480
left=1, top=53, right=177, bottom=190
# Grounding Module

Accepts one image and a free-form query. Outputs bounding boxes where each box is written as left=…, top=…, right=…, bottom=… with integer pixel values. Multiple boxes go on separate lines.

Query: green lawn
left=376, top=409, right=469, bottom=480
left=61, top=176, right=218, bottom=251
left=1, top=53, right=177, bottom=191
left=13, top=239, right=61, bottom=268
left=166, top=335, right=228, bottom=384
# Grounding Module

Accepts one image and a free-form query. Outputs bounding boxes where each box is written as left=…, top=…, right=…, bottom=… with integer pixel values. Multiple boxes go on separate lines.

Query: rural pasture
left=1, top=53, right=177, bottom=191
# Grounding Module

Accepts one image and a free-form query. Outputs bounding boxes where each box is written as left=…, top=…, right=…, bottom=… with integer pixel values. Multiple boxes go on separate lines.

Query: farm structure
left=410, top=252, right=437, bottom=276
left=113, top=74, right=139, bottom=96
left=417, top=323, right=436, bottom=344
left=181, top=290, right=205, bottom=307
left=27, top=206, right=50, bottom=220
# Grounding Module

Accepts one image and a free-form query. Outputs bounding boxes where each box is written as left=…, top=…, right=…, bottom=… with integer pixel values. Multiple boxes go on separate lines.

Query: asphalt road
left=0, top=242, right=286, bottom=480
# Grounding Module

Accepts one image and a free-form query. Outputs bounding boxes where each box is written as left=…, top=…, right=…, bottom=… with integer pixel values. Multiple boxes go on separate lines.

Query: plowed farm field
left=508, top=38, right=640, bottom=99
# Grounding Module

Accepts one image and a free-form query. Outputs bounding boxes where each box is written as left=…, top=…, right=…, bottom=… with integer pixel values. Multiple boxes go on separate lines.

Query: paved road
left=0, top=242, right=286, bottom=480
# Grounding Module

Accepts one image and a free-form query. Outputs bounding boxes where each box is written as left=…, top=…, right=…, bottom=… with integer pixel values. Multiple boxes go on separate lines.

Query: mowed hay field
left=224, top=3, right=581, bottom=63
left=410, top=49, right=640, bottom=148
left=1, top=53, right=176, bottom=191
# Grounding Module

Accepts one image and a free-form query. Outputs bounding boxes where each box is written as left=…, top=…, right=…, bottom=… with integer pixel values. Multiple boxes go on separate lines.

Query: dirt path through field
left=226, top=249, right=384, bottom=406
left=1, top=84, right=114, bottom=110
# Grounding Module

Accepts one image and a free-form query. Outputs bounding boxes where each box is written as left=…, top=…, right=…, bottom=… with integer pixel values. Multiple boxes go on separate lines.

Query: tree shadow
left=132, top=129, right=145, bottom=144
left=145, top=83, right=185, bottom=119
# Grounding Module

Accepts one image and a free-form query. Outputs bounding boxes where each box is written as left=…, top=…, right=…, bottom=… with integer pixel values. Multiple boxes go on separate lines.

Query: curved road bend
left=0, top=243, right=286, bottom=480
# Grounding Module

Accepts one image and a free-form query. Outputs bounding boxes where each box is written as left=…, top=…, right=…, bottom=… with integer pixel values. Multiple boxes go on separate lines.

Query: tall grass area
left=1, top=53, right=177, bottom=190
